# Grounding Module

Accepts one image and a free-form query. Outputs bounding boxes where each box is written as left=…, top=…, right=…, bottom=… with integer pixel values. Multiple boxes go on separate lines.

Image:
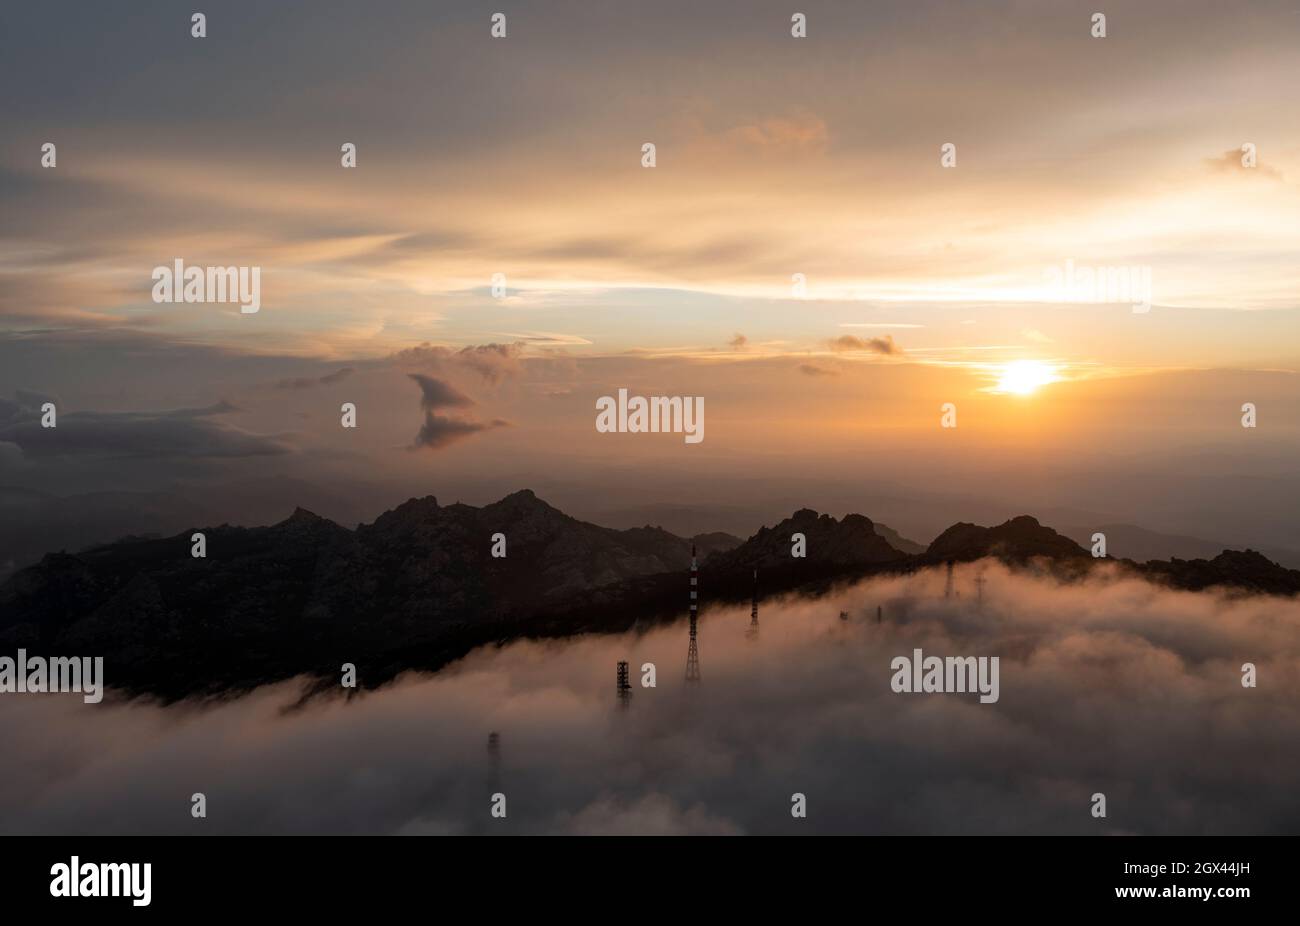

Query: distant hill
left=1062, top=522, right=1300, bottom=570
left=2, top=491, right=1296, bottom=701
left=874, top=522, right=925, bottom=555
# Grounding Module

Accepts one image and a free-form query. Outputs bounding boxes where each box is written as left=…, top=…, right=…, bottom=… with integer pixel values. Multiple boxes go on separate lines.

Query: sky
left=1, top=0, right=1298, bottom=561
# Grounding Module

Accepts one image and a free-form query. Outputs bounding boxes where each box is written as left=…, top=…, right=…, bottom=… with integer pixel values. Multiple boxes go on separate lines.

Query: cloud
left=14, top=389, right=59, bottom=410
left=728, top=333, right=749, bottom=351
left=555, top=793, right=742, bottom=836
left=453, top=343, right=525, bottom=384
left=1204, top=147, right=1283, bottom=180
left=408, top=374, right=475, bottom=411
left=405, top=374, right=506, bottom=450
left=499, top=334, right=590, bottom=347
left=728, top=113, right=829, bottom=156
left=392, top=342, right=527, bottom=385
left=275, top=368, right=354, bottom=389
left=798, top=363, right=837, bottom=377
left=412, top=414, right=508, bottom=450
left=685, top=111, right=830, bottom=162
left=3, top=0, right=1299, bottom=348
left=165, top=400, right=242, bottom=418
left=2, top=562, right=1297, bottom=835
left=0, top=393, right=288, bottom=460
left=827, top=334, right=902, bottom=356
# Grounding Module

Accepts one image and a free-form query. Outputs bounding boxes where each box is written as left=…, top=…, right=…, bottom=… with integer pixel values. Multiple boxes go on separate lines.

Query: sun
left=994, top=360, right=1059, bottom=395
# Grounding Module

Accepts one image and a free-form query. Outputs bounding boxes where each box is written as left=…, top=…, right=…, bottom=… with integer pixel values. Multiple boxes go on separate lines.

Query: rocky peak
left=708, top=508, right=902, bottom=570
left=927, top=516, right=1087, bottom=563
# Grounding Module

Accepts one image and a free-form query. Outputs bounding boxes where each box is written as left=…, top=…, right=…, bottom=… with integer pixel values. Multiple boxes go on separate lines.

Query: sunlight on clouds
left=991, top=360, right=1061, bottom=396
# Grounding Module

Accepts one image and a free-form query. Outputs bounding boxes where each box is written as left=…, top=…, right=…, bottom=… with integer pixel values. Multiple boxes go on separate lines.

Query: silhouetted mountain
left=706, top=508, right=907, bottom=571
left=926, top=515, right=1089, bottom=563
left=1139, top=549, right=1300, bottom=596
left=690, top=531, right=744, bottom=558
left=346, top=488, right=705, bottom=611
left=0, top=490, right=722, bottom=698
left=1, top=492, right=1296, bottom=700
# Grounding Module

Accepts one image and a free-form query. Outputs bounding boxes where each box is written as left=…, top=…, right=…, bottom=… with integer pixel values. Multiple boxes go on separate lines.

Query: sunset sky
left=2, top=0, right=1298, bottom=558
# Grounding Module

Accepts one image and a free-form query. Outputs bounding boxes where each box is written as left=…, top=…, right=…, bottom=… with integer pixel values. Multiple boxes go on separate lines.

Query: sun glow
left=994, top=360, right=1060, bottom=395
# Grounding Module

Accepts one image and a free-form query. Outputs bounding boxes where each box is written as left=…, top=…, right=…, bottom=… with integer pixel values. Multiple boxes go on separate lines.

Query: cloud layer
left=0, top=392, right=289, bottom=460
left=2, top=562, right=1296, bottom=835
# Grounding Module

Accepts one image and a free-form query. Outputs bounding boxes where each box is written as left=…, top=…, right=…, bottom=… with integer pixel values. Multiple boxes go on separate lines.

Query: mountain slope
left=1, top=492, right=1296, bottom=700
left=0, top=490, right=732, bottom=698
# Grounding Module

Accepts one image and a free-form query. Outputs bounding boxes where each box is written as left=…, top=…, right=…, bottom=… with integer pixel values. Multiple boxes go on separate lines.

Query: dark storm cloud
left=0, top=394, right=289, bottom=460
left=1, top=562, right=1296, bottom=836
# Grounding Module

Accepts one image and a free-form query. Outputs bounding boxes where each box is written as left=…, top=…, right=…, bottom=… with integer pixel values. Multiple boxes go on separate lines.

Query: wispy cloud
left=798, top=362, right=837, bottom=377
left=827, top=334, right=903, bottom=356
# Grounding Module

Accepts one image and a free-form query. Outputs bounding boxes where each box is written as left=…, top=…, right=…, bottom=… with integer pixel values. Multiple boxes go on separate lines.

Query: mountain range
left=2, top=489, right=1296, bottom=701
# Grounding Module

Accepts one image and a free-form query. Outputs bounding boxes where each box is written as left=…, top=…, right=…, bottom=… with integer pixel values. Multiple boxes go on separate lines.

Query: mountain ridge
left=2, top=489, right=1296, bottom=701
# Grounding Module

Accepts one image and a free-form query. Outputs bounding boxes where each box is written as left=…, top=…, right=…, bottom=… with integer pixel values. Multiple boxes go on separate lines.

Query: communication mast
left=685, top=545, right=701, bottom=681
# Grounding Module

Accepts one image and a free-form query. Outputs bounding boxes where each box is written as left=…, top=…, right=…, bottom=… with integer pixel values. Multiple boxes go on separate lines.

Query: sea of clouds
left=1, top=560, right=1297, bottom=835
